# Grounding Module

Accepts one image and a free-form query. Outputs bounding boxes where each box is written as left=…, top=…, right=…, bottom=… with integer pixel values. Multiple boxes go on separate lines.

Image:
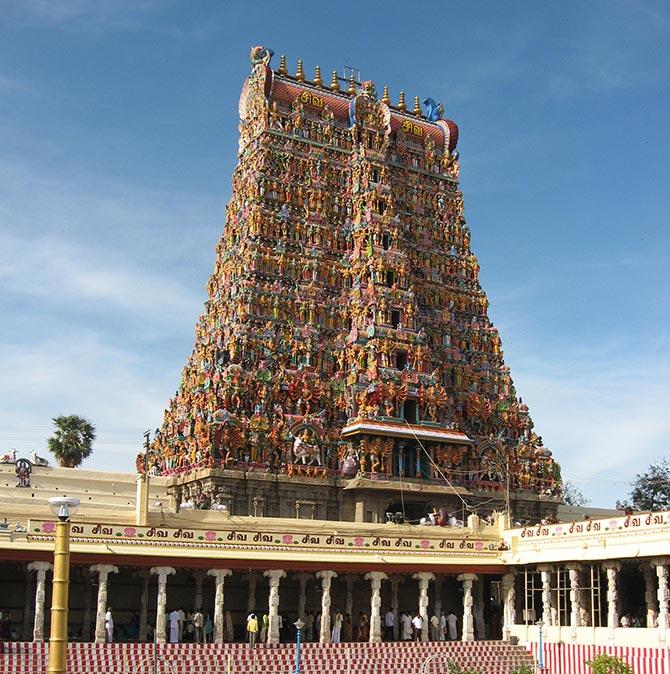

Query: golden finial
left=398, top=91, right=406, bottom=111
left=330, top=70, right=339, bottom=92
left=348, top=77, right=356, bottom=95
left=296, top=59, right=305, bottom=82
left=278, top=54, right=287, bottom=76
left=314, top=65, right=323, bottom=87
left=413, top=96, right=422, bottom=117
left=381, top=85, right=390, bottom=105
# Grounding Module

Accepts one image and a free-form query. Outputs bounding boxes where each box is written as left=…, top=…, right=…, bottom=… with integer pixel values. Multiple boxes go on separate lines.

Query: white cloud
left=0, top=230, right=202, bottom=324
left=0, top=332, right=176, bottom=470
left=509, top=343, right=670, bottom=507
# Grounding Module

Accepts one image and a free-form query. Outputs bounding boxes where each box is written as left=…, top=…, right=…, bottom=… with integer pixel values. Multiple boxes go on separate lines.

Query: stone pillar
left=413, top=572, right=435, bottom=642
left=472, top=577, right=485, bottom=640
left=22, top=566, right=35, bottom=641
left=27, top=561, right=52, bottom=642
left=193, top=570, right=206, bottom=610
left=246, top=573, right=258, bottom=613
left=150, top=566, right=175, bottom=644
left=457, top=573, right=477, bottom=642
left=433, top=575, right=443, bottom=628
left=501, top=571, right=516, bottom=641
left=207, top=568, right=232, bottom=644
left=264, top=569, right=286, bottom=644
left=90, top=564, right=119, bottom=643
left=390, top=575, right=402, bottom=641
left=537, top=565, right=555, bottom=626
left=316, top=570, right=337, bottom=644
left=602, top=561, right=621, bottom=631
left=365, top=571, right=387, bottom=643
left=296, top=573, right=311, bottom=619
left=652, top=559, right=670, bottom=636
left=343, top=574, right=356, bottom=619
left=643, top=563, right=658, bottom=628
left=137, top=569, right=150, bottom=642
left=565, top=565, right=581, bottom=639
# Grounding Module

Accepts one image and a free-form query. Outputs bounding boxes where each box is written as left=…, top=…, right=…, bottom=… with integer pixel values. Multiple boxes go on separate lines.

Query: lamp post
left=293, top=618, right=305, bottom=674
left=46, top=496, right=80, bottom=674
left=535, top=619, right=544, bottom=672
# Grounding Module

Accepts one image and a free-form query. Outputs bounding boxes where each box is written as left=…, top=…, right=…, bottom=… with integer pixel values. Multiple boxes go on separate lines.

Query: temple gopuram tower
left=146, top=47, right=561, bottom=523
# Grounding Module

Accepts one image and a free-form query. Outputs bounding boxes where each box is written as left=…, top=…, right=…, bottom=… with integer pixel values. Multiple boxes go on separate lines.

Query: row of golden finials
left=275, top=54, right=427, bottom=118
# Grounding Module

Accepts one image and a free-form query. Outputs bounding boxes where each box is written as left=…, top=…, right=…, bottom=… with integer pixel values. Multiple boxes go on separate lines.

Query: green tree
left=628, top=457, right=670, bottom=511
left=47, top=415, right=96, bottom=468
left=562, top=480, right=591, bottom=506
left=586, top=653, right=634, bottom=674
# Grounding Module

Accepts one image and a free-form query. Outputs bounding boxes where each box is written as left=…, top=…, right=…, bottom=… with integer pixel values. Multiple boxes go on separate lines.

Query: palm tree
left=47, top=415, right=96, bottom=468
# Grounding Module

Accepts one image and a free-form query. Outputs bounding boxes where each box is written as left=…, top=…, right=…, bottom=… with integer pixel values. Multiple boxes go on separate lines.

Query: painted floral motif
left=123, top=527, right=137, bottom=537
left=420, top=539, right=431, bottom=549
left=354, top=536, right=365, bottom=546
left=41, top=522, right=55, bottom=533
left=282, top=534, right=293, bottom=545
left=204, top=530, right=217, bottom=542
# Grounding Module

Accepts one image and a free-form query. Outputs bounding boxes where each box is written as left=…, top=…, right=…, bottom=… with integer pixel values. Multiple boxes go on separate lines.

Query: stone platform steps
left=2, top=641, right=536, bottom=674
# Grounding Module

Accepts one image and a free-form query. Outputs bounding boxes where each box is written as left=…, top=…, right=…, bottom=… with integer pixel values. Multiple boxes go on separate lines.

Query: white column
left=207, top=568, right=232, bottom=644
left=90, top=564, right=118, bottom=643
left=537, top=564, right=555, bottom=627
left=246, top=573, right=258, bottom=613
left=643, top=563, right=658, bottom=629
left=264, top=569, right=286, bottom=644
left=602, top=561, right=621, bottom=632
left=501, top=571, right=516, bottom=641
left=137, top=569, right=149, bottom=642
left=365, top=571, right=387, bottom=643
left=390, top=575, right=402, bottom=641
left=652, top=558, right=670, bottom=637
left=566, top=565, right=581, bottom=639
left=413, top=572, right=435, bottom=642
left=296, top=573, right=311, bottom=620
left=27, top=561, right=52, bottom=642
left=150, top=566, right=175, bottom=644
left=457, top=573, right=477, bottom=642
left=316, top=570, right=337, bottom=644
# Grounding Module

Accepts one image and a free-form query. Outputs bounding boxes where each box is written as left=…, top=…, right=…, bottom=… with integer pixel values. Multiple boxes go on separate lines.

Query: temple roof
left=341, top=419, right=473, bottom=444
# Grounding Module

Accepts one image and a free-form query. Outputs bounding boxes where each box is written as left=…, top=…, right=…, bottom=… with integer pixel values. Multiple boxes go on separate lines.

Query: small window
left=385, top=270, right=395, bottom=287
left=396, top=351, right=407, bottom=370
left=377, top=201, right=386, bottom=215
left=382, top=233, right=390, bottom=250
left=403, top=400, right=418, bottom=423
left=371, top=168, right=380, bottom=183
left=390, top=310, right=401, bottom=328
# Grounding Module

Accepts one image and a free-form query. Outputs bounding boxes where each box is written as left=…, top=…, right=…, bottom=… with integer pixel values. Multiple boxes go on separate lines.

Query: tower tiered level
left=147, top=47, right=561, bottom=522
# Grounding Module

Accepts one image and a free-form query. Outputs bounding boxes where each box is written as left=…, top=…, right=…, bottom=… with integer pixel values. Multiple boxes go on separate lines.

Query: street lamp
left=47, top=496, right=80, bottom=674
left=535, top=619, right=544, bottom=672
left=293, top=618, right=305, bottom=674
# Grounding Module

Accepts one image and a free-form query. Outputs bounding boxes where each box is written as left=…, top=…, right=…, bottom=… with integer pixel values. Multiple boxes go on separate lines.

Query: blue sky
left=0, top=1, right=668, bottom=506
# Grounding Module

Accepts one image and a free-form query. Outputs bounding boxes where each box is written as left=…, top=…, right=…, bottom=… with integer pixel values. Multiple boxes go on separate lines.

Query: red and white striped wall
left=527, top=642, right=670, bottom=674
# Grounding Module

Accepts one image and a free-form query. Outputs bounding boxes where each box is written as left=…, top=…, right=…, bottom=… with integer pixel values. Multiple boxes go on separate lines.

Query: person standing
left=260, top=613, right=269, bottom=644
left=168, top=608, right=180, bottom=643
left=177, top=607, right=186, bottom=642
left=439, top=611, right=447, bottom=641
left=204, top=614, right=213, bottom=643
left=430, top=612, right=439, bottom=641
left=192, top=608, right=203, bottom=644
left=411, top=612, right=422, bottom=642
left=447, top=611, right=458, bottom=640
left=343, top=613, right=353, bottom=643
left=104, top=607, right=114, bottom=643
left=331, top=609, right=343, bottom=643
left=247, top=612, right=259, bottom=646
left=384, top=608, right=394, bottom=641
left=401, top=611, right=412, bottom=641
